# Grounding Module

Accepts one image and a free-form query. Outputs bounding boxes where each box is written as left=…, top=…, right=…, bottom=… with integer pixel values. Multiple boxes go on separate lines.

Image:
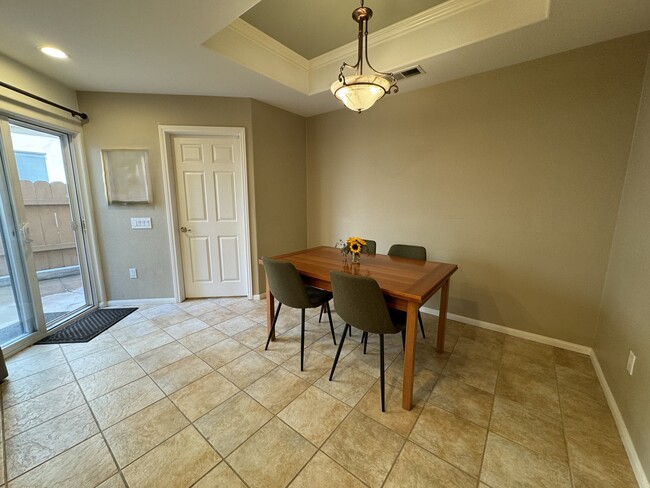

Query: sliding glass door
left=0, top=116, right=95, bottom=350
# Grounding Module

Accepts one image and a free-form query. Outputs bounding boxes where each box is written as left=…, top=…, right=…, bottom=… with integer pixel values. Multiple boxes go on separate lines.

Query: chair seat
left=306, top=286, right=333, bottom=308
left=388, top=309, right=407, bottom=332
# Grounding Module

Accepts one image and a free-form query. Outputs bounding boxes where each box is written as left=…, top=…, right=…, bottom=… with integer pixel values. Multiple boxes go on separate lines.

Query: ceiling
left=0, top=0, right=649, bottom=117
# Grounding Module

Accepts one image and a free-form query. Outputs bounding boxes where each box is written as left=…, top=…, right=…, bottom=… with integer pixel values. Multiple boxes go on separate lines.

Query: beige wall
left=77, top=93, right=256, bottom=300
left=251, top=100, right=307, bottom=289
left=594, top=49, right=650, bottom=476
left=306, top=33, right=650, bottom=345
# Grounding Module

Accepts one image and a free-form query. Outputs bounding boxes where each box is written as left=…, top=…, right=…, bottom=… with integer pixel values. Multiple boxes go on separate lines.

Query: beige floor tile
left=289, top=451, right=366, bottom=488
left=111, top=310, right=147, bottom=328
left=109, top=319, right=159, bottom=344
left=282, top=348, right=338, bottom=383
left=68, top=345, right=130, bottom=379
left=0, top=442, right=4, bottom=485
left=134, top=341, right=192, bottom=373
left=244, top=306, right=270, bottom=324
left=122, top=426, right=220, bottom=488
left=176, top=299, right=222, bottom=317
left=147, top=307, right=193, bottom=328
left=442, top=354, right=499, bottom=393
left=6, top=404, right=98, bottom=480
left=149, top=354, right=212, bottom=395
left=104, top=398, right=189, bottom=467
left=6, top=344, right=59, bottom=365
left=96, top=473, right=126, bottom=488
left=490, top=395, right=567, bottom=463
left=164, top=317, right=210, bottom=339
left=8, top=434, right=117, bottom=488
left=2, top=363, right=75, bottom=408
left=195, top=391, right=273, bottom=456
left=495, top=369, right=562, bottom=420
left=178, top=326, right=228, bottom=352
left=197, top=307, right=238, bottom=326
left=196, top=337, right=250, bottom=369
left=338, top=344, right=399, bottom=379
left=410, top=404, right=487, bottom=477
left=322, top=410, right=404, bottom=488
left=553, top=348, right=594, bottom=375
left=245, top=367, right=309, bottom=413
left=314, top=366, right=377, bottom=407
left=225, top=299, right=264, bottom=315
left=384, top=441, right=477, bottom=488
left=452, top=336, right=503, bottom=362
left=169, top=371, right=239, bottom=421
left=4, top=382, right=85, bottom=438
left=227, top=417, right=316, bottom=488
left=89, top=376, right=164, bottom=429
left=503, top=335, right=555, bottom=362
left=77, top=359, right=145, bottom=401
left=194, top=463, right=247, bottom=488
left=429, top=376, right=494, bottom=428
left=414, top=346, right=452, bottom=373
left=214, top=315, right=259, bottom=336
left=257, top=335, right=305, bottom=365
left=500, top=348, right=556, bottom=379
left=138, top=303, right=180, bottom=321
left=218, top=351, right=277, bottom=388
left=278, top=386, right=351, bottom=446
left=6, top=347, right=66, bottom=381
left=356, top=382, right=422, bottom=437
left=309, top=325, right=358, bottom=359
left=233, top=323, right=269, bottom=349
left=556, top=363, right=607, bottom=405
left=384, top=356, right=439, bottom=405
left=61, top=333, right=120, bottom=361
left=480, top=433, right=572, bottom=488
left=560, top=392, right=620, bottom=441
left=460, top=327, right=505, bottom=345
left=121, top=329, right=175, bottom=357
left=280, top=323, right=330, bottom=348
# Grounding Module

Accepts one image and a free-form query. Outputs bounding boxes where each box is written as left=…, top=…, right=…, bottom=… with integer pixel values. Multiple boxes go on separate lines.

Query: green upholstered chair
left=388, top=244, right=428, bottom=339
left=262, top=257, right=336, bottom=371
left=329, top=271, right=406, bottom=412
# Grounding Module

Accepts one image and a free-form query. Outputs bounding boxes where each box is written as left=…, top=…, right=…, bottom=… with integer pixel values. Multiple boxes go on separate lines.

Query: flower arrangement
left=337, top=236, right=369, bottom=263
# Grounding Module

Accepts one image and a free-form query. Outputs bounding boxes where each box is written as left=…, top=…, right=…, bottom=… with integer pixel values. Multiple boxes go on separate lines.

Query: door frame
left=158, top=125, right=253, bottom=302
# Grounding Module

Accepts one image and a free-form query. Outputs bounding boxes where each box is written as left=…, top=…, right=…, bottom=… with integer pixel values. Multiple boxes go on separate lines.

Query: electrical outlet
left=129, top=268, right=138, bottom=279
left=627, top=351, right=636, bottom=375
left=130, top=217, right=152, bottom=229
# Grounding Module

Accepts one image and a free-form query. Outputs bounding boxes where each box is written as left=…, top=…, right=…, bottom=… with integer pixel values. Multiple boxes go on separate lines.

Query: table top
left=263, top=246, right=458, bottom=305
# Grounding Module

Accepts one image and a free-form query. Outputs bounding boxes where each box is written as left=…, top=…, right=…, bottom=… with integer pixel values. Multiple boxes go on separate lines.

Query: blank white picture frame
left=101, top=149, right=152, bottom=204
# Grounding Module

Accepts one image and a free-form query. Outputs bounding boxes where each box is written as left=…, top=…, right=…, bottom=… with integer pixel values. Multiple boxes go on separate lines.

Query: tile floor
left=0, top=298, right=639, bottom=487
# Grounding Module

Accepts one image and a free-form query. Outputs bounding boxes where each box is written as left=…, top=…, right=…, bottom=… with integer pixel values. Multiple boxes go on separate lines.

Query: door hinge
left=81, top=219, right=87, bottom=232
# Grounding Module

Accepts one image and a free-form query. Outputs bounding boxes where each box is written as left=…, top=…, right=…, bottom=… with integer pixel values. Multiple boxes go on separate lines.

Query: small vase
left=351, top=252, right=361, bottom=265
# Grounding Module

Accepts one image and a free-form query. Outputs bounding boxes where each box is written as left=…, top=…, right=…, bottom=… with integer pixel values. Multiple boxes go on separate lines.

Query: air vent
left=393, top=65, right=425, bottom=81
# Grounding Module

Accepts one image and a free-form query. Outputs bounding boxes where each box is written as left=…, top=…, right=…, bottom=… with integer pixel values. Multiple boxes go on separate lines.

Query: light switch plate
left=130, top=217, right=152, bottom=229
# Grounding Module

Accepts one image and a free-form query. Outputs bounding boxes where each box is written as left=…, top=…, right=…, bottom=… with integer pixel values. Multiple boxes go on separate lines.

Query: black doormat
left=37, top=308, right=137, bottom=344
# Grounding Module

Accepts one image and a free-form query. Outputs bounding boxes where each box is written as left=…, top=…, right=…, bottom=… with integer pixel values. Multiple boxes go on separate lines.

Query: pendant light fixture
left=331, top=0, right=398, bottom=113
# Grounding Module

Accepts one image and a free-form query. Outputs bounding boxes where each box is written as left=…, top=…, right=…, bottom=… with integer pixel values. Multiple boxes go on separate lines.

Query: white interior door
left=173, top=135, right=250, bottom=297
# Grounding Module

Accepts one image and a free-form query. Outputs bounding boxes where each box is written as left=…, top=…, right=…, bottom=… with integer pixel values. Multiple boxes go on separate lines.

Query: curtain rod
left=0, top=81, right=88, bottom=121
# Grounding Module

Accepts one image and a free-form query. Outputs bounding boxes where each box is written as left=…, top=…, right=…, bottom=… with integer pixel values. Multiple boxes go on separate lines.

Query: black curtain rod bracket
left=0, top=81, right=88, bottom=121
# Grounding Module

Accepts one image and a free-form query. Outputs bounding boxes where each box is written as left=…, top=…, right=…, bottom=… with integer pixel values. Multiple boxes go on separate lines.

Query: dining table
left=260, top=246, right=458, bottom=411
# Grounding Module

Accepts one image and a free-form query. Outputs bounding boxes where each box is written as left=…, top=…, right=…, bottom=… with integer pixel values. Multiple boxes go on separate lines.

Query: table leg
left=402, top=301, right=419, bottom=410
left=437, top=278, right=450, bottom=353
left=265, top=274, right=275, bottom=342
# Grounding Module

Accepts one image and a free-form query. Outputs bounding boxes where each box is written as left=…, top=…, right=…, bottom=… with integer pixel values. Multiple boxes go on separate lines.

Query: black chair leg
left=401, top=328, right=406, bottom=351
left=325, top=301, right=336, bottom=345
left=329, top=323, right=350, bottom=380
left=363, top=332, right=368, bottom=354
left=300, top=309, right=306, bottom=371
left=318, top=305, right=324, bottom=323
left=265, top=302, right=282, bottom=350
left=418, top=311, right=426, bottom=338
left=380, top=334, right=386, bottom=412
left=349, top=326, right=353, bottom=337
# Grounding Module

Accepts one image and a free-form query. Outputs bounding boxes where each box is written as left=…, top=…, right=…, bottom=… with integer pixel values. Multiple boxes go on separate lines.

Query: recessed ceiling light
left=40, top=47, right=68, bottom=59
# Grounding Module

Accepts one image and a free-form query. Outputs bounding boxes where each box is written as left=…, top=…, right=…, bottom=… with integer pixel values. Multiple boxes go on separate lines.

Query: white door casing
left=173, top=134, right=250, bottom=297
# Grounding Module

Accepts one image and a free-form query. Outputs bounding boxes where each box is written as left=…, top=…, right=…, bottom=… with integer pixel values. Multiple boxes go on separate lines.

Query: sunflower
left=349, top=241, right=361, bottom=253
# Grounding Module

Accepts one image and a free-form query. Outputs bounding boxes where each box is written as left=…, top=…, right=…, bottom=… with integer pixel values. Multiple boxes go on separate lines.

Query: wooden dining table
left=260, top=246, right=458, bottom=410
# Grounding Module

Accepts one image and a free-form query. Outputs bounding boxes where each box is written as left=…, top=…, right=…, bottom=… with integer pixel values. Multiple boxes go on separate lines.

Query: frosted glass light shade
left=330, top=74, right=392, bottom=112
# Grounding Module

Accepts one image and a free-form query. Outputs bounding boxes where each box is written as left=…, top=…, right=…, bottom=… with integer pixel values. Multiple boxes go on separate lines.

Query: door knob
left=180, top=226, right=191, bottom=233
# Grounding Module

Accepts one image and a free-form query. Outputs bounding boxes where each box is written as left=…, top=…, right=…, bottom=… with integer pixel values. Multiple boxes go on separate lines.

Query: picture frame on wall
left=101, top=149, right=152, bottom=204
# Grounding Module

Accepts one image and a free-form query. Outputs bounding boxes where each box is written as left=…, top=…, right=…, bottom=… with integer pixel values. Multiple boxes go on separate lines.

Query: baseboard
left=419, top=307, right=591, bottom=354
left=419, top=306, right=648, bottom=487
left=590, top=352, right=650, bottom=488
left=252, top=294, right=264, bottom=300
left=102, top=298, right=176, bottom=307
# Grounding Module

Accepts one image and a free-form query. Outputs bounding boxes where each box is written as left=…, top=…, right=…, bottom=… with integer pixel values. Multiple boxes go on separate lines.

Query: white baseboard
left=419, top=306, right=648, bottom=487
left=419, top=307, right=591, bottom=354
left=590, top=352, right=649, bottom=488
left=102, top=298, right=176, bottom=307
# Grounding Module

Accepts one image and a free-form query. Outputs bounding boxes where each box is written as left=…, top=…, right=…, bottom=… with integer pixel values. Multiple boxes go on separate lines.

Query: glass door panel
left=8, top=123, right=92, bottom=329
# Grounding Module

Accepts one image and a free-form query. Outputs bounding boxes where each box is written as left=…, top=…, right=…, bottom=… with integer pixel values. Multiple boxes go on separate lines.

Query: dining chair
left=262, top=257, right=336, bottom=371
left=328, top=271, right=406, bottom=412
left=388, top=244, right=428, bottom=339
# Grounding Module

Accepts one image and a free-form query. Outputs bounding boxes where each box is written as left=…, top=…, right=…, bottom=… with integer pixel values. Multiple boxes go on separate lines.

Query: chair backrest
left=330, top=271, right=396, bottom=335
left=364, top=239, right=377, bottom=255
left=388, top=244, right=426, bottom=261
left=262, top=257, right=311, bottom=309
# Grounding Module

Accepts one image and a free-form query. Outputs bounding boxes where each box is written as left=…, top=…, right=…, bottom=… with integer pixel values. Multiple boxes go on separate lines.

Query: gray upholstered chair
left=263, top=257, right=336, bottom=371
left=329, top=271, right=406, bottom=412
left=388, top=244, right=427, bottom=339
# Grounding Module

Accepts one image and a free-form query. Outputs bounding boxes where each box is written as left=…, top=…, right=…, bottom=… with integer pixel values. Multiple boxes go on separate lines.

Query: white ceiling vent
left=393, top=65, right=425, bottom=81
